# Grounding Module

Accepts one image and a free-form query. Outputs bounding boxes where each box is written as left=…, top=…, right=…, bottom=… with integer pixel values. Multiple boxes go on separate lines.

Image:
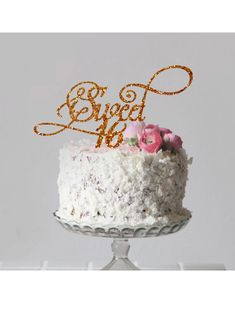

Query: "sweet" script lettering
left=34, top=65, right=193, bottom=148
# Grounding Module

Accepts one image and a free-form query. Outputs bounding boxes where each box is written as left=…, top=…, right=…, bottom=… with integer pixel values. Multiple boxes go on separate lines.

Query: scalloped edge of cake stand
left=53, top=211, right=191, bottom=239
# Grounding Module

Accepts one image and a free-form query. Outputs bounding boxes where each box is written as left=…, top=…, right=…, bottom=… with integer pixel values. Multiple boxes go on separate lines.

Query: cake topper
left=34, top=65, right=193, bottom=148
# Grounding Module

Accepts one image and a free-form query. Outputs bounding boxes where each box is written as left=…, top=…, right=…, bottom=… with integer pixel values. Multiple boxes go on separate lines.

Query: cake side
left=57, top=143, right=191, bottom=227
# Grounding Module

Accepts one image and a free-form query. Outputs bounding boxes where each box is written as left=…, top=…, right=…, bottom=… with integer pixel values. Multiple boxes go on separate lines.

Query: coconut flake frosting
left=57, top=143, right=191, bottom=227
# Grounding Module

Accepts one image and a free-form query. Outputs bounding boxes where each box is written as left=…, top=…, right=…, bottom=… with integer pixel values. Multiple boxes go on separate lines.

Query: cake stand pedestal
left=53, top=211, right=190, bottom=270
left=102, top=239, right=139, bottom=270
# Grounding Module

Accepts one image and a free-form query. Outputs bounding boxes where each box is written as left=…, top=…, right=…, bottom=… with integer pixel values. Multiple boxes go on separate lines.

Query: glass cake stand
left=53, top=211, right=190, bottom=270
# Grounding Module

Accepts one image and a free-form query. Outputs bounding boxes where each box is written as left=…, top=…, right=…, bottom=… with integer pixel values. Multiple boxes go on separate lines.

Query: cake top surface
left=62, top=120, right=185, bottom=158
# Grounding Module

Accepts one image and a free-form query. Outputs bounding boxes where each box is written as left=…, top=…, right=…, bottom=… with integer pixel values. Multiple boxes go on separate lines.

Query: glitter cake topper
left=34, top=65, right=193, bottom=148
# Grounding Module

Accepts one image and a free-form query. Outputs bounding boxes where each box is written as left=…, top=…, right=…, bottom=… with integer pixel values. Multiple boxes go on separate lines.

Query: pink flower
left=163, top=133, right=183, bottom=150
left=159, top=127, right=172, bottom=136
left=123, top=121, right=145, bottom=146
left=139, top=124, right=163, bottom=153
left=123, top=121, right=145, bottom=140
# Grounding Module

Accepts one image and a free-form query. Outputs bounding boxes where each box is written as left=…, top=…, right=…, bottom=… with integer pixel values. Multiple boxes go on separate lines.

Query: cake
left=57, top=122, right=192, bottom=227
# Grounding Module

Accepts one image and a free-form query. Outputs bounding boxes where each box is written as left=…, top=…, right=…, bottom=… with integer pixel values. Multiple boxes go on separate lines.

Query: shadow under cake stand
left=54, top=211, right=190, bottom=270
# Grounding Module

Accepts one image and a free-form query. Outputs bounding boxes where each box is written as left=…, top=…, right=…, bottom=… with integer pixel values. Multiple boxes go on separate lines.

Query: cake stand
left=53, top=211, right=190, bottom=270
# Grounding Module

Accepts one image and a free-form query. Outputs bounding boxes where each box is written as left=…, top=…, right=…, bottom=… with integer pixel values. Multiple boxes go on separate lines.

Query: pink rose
left=123, top=121, right=145, bottom=140
left=159, top=127, right=172, bottom=136
left=163, top=133, right=183, bottom=150
left=139, top=124, right=163, bottom=153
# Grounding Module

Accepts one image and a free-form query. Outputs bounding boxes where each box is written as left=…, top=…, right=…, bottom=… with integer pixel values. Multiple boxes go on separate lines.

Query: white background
left=1, top=1, right=235, bottom=333
left=0, top=33, right=235, bottom=269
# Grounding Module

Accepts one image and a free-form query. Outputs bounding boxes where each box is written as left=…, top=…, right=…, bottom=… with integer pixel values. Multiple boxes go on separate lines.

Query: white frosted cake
left=57, top=122, right=192, bottom=227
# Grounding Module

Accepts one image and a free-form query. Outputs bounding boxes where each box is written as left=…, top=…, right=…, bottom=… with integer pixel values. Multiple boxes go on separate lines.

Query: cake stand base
left=102, top=239, right=139, bottom=270
left=53, top=211, right=190, bottom=270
